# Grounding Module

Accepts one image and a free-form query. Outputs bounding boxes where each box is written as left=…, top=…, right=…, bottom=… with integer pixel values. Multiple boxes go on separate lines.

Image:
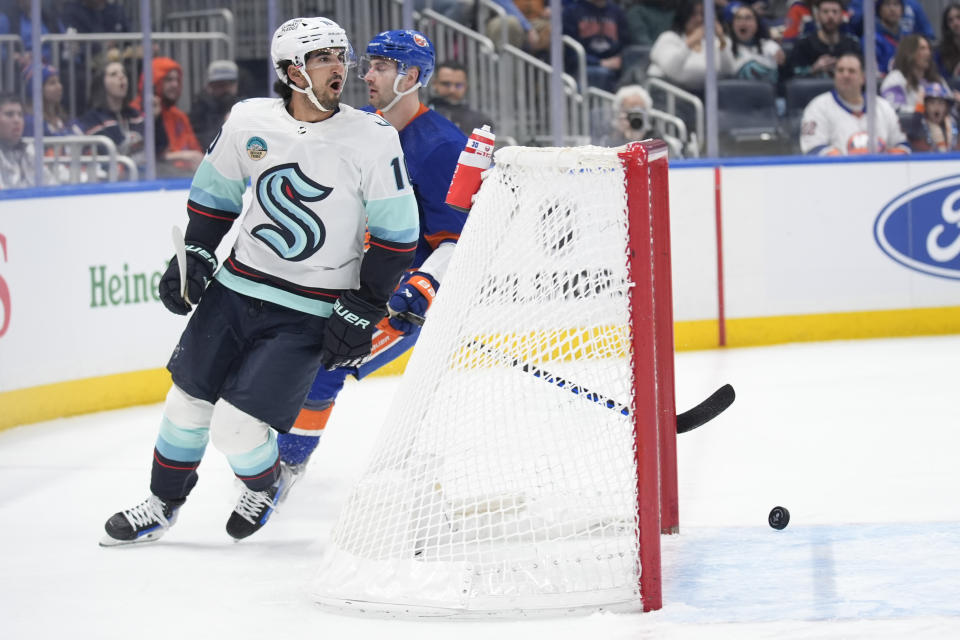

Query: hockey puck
left=768, top=506, right=790, bottom=530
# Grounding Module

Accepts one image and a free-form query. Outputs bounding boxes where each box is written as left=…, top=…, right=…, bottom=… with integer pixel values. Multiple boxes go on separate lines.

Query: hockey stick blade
left=171, top=225, right=192, bottom=305
left=396, top=312, right=734, bottom=434
left=676, top=384, right=735, bottom=434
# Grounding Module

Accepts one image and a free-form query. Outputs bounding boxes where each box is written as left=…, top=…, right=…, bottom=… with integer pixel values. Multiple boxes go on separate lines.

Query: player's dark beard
left=314, top=85, right=341, bottom=112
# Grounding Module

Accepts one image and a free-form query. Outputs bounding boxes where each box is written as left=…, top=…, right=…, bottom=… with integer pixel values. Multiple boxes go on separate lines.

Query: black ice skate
left=100, top=495, right=183, bottom=547
left=226, top=465, right=290, bottom=540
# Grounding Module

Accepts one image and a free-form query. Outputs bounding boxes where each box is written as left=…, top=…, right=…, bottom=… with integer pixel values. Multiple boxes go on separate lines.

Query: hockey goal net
left=313, top=141, right=677, bottom=617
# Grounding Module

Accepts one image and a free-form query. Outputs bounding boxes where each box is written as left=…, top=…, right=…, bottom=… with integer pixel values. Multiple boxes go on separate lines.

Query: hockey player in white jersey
left=274, top=30, right=469, bottom=503
left=800, top=52, right=910, bottom=155
left=100, top=17, right=419, bottom=546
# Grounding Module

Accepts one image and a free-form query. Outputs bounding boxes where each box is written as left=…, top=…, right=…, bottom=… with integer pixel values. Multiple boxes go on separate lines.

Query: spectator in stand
left=729, top=4, right=784, bottom=84
left=73, top=60, right=146, bottom=169
left=847, top=0, right=933, bottom=41
left=485, top=1, right=549, bottom=55
left=428, top=60, right=495, bottom=135
left=413, top=0, right=475, bottom=26
left=61, top=0, right=132, bottom=113
left=873, top=0, right=905, bottom=75
left=597, top=83, right=685, bottom=156
left=789, top=0, right=861, bottom=79
left=22, top=64, right=70, bottom=137
left=880, top=34, right=946, bottom=114
left=563, top=0, right=631, bottom=92
left=0, top=0, right=63, bottom=66
left=905, top=82, right=960, bottom=151
left=132, top=56, right=203, bottom=177
left=648, top=0, right=735, bottom=93
left=516, top=0, right=553, bottom=57
left=61, top=0, right=129, bottom=35
left=626, top=0, right=675, bottom=46
left=781, top=0, right=816, bottom=42
left=190, top=59, right=240, bottom=150
left=0, top=92, right=56, bottom=189
left=799, top=52, right=909, bottom=154
left=936, top=3, right=960, bottom=79
left=598, top=83, right=654, bottom=146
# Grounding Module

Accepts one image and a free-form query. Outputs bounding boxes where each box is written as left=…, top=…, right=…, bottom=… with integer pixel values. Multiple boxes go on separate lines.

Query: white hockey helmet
left=271, top=17, right=352, bottom=86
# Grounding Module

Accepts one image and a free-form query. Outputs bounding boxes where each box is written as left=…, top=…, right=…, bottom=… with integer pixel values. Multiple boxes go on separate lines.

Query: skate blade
left=98, top=530, right=165, bottom=548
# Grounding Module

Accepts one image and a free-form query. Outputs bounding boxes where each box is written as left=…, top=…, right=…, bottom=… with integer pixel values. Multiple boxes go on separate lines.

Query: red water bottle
left=445, top=125, right=495, bottom=213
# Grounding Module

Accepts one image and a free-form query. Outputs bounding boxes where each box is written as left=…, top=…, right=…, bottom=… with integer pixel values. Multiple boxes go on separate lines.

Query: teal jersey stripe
left=156, top=418, right=210, bottom=462
left=215, top=269, right=335, bottom=317
left=188, top=160, right=246, bottom=214
left=365, top=192, right=419, bottom=243
left=226, top=434, right=279, bottom=477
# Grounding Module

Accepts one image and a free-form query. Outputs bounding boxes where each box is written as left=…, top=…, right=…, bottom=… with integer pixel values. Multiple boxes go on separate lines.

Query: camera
left=625, top=108, right=649, bottom=132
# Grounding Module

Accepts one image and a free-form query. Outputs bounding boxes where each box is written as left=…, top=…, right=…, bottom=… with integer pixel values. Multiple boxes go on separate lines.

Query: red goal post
left=623, top=140, right=677, bottom=612
left=313, top=140, right=677, bottom=617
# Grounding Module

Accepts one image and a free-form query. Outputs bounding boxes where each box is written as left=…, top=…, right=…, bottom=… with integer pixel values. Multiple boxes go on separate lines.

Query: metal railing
left=332, top=0, right=408, bottom=107
left=417, top=9, right=501, bottom=122
left=476, top=0, right=508, bottom=49
left=1, top=35, right=23, bottom=94
left=561, top=35, right=592, bottom=139
left=40, top=31, right=233, bottom=121
left=645, top=77, right=705, bottom=154
left=501, top=44, right=586, bottom=146
left=586, top=88, right=696, bottom=159
left=26, top=135, right=138, bottom=184
left=164, top=9, right=237, bottom=59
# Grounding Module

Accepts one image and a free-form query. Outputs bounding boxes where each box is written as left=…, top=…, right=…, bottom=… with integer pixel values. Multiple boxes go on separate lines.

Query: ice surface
left=2, top=335, right=959, bottom=639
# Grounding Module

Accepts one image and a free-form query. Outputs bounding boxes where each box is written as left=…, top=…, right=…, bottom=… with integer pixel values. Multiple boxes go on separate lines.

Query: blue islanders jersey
left=363, top=104, right=468, bottom=269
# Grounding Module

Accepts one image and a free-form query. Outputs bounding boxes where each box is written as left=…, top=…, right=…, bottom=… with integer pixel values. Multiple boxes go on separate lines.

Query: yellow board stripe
left=3, top=306, right=959, bottom=431
left=725, top=305, right=960, bottom=347
left=0, top=369, right=172, bottom=432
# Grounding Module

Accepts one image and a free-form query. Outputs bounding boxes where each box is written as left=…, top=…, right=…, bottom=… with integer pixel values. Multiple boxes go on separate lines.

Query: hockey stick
left=395, top=311, right=734, bottom=434
left=171, top=225, right=192, bottom=304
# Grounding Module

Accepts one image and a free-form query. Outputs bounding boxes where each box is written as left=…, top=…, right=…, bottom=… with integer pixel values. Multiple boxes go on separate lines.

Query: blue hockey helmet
left=364, top=30, right=436, bottom=86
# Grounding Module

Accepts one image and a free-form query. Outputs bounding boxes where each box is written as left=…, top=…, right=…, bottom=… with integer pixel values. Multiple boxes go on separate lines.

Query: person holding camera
left=597, top=84, right=685, bottom=156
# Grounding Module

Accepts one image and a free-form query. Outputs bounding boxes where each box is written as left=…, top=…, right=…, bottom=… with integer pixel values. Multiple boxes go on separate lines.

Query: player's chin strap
left=380, top=76, right=422, bottom=113
left=290, top=71, right=333, bottom=113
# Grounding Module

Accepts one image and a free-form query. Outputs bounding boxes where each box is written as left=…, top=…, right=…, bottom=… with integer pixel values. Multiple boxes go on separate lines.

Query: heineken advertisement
left=3, top=156, right=960, bottom=399
left=0, top=189, right=192, bottom=393
left=89, top=263, right=166, bottom=308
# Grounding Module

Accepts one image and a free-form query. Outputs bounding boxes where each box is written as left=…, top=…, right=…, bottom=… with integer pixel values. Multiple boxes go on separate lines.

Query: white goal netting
left=313, top=145, right=668, bottom=617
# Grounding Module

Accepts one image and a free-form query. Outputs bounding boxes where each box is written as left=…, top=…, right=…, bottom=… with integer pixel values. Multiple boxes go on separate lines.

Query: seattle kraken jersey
left=363, top=104, right=468, bottom=270
left=185, top=99, right=419, bottom=316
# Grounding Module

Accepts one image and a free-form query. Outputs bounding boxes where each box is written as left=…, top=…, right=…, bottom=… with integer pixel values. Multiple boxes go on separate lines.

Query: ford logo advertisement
left=875, top=175, right=960, bottom=280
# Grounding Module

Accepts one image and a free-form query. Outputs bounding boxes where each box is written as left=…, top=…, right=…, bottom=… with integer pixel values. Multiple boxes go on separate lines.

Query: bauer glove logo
left=333, top=298, right=371, bottom=329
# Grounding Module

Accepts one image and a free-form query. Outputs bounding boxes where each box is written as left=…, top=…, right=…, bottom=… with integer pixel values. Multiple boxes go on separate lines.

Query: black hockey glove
left=320, top=291, right=385, bottom=371
left=158, top=242, right=218, bottom=315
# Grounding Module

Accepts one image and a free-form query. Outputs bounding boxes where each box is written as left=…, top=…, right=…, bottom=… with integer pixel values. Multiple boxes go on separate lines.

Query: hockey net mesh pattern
left=314, top=146, right=648, bottom=615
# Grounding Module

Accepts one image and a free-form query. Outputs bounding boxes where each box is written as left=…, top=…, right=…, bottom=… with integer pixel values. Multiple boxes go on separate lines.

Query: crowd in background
left=3, top=0, right=960, bottom=191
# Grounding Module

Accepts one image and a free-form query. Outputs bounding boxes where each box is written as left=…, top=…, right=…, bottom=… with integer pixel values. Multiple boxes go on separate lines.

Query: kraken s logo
left=253, top=163, right=332, bottom=261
